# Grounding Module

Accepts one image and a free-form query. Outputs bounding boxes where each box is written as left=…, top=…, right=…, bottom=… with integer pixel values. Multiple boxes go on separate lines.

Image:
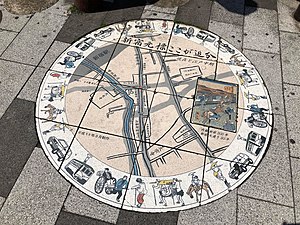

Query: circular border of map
left=35, top=19, right=273, bottom=212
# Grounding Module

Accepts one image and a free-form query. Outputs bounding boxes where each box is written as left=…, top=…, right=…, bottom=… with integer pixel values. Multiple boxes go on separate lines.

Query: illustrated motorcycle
left=94, top=171, right=116, bottom=194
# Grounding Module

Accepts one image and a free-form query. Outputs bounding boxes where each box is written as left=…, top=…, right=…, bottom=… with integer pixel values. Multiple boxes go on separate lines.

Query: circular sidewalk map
left=36, top=19, right=273, bottom=212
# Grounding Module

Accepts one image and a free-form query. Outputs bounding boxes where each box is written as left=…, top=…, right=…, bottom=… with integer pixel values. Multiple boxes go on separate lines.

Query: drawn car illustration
left=94, top=27, right=114, bottom=39
left=47, top=136, right=71, bottom=161
left=229, top=153, right=253, bottom=179
left=75, top=37, right=95, bottom=51
left=246, top=131, right=266, bottom=156
left=65, top=159, right=94, bottom=185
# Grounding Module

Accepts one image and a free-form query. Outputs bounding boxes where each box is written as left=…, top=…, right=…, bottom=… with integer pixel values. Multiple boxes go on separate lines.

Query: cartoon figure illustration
left=161, top=20, right=168, bottom=33
left=152, top=179, right=183, bottom=206
left=171, top=178, right=185, bottom=206
left=228, top=54, right=247, bottom=67
left=244, top=92, right=267, bottom=101
left=111, top=175, right=128, bottom=202
left=247, top=104, right=268, bottom=114
left=94, top=168, right=115, bottom=194
left=41, top=104, right=64, bottom=122
left=186, top=172, right=213, bottom=202
left=42, top=121, right=67, bottom=135
left=131, top=178, right=148, bottom=208
left=59, top=51, right=84, bottom=68
left=207, top=162, right=231, bottom=188
left=236, top=69, right=258, bottom=88
left=41, top=82, right=66, bottom=102
left=94, top=27, right=114, bottom=39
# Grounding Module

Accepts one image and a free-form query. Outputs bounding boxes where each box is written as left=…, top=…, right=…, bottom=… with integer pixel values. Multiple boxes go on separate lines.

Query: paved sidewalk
left=0, top=0, right=300, bottom=224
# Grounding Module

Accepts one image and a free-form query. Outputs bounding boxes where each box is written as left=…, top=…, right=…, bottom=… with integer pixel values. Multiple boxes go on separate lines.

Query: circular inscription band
left=36, top=19, right=273, bottom=212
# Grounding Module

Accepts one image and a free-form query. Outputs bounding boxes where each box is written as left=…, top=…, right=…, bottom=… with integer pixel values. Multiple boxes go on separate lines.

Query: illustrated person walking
left=131, top=178, right=147, bottom=208
left=112, top=175, right=128, bottom=202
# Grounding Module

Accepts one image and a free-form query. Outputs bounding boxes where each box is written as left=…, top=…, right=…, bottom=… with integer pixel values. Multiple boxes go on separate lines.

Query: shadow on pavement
left=215, top=0, right=258, bottom=15
left=75, top=0, right=159, bottom=13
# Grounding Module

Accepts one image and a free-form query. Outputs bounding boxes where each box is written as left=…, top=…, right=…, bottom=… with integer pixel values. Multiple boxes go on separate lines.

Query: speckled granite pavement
left=0, top=0, right=300, bottom=224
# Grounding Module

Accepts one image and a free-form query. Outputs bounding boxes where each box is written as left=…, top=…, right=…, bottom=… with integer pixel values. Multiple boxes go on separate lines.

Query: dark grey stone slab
left=284, top=84, right=300, bottom=158
left=238, top=115, right=294, bottom=206
left=237, top=195, right=294, bottom=225
left=56, top=12, right=107, bottom=44
left=175, top=0, right=213, bottom=30
left=56, top=211, right=113, bottom=225
left=116, top=210, right=179, bottom=225
left=210, top=0, right=245, bottom=26
left=245, top=0, right=277, bottom=10
left=0, top=148, right=70, bottom=225
left=103, top=6, right=144, bottom=25
left=0, top=98, right=38, bottom=197
left=178, top=190, right=237, bottom=225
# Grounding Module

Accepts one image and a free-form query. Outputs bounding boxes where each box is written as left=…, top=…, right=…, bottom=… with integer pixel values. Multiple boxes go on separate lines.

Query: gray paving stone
left=242, top=49, right=284, bottom=115
left=141, top=10, right=176, bottom=20
left=237, top=195, right=294, bottom=225
left=0, top=60, right=35, bottom=117
left=56, top=211, right=112, bottom=225
left=116, top=210, right=179, bottom=225
left=238, top=115, right=293, bottom=206
left=0, top=148, right=70, bottom=225
left=103, top=6, right=144, bottom=25
left=144, top=4, right=178, bottom=14
left=0, top=98, right=38, bottom=197
left=56, top=12, right=107, bottom=44
left=210, top=0, right=245, bottom=26
left=284, top=84, right=300, bottom=158
left=178, top=190, right=237, bottom=225
left=0, top=197, right=5, bottom=209
left=278, top=0, right=300, bottom=33
left=1, top=11, right=67, bottom=65
left=280, top=32, right=300, bottom=85
left=245, top=0, right=277, bottom=10
left=43, top=0, right=72, bottom=17
left=0, top=30, right=17, bottom=56
left=175, top=0, right=212, bottom=30
left=64, top=187, right=119, bottom=224
left=208, top=20, right=243, bottom=50
left=39, top=40, right=70, bottom=69
left=291, top=157, right=300, bottom=223
left=0, top=7, right=31, bottom=32
left=17, top=67, right=48, bottom=102
left=243, top=7, right=280, bottom=54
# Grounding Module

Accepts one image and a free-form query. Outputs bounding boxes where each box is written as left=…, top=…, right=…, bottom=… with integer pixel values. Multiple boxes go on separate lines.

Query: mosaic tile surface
left=35, top=19, right=273, bottom=212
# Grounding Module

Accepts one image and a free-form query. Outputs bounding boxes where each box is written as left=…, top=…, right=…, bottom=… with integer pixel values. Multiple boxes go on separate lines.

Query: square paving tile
left=280, top=32, right=300, bottom=85
left=245, top=0, right=277, bottom=10
left=141, top=10, right=176, bottom=20
left=0, top=30, right=17, bottom=56
left=0, top=147, right=70, bottom=225
left=64, top=187, right=119, bottom=224
left=56, top=211, right=112, bottom=225
left=0, top=60, right=35, bottom=117
left=291, top=157, right=300, bottom=223
left=143, top=4, right=178, bottom=14
left=0, top=6, right=31, bottom=32
left=243, top=7, right=280, bottom=54
left=242, top=49, right=284, bottom=115
left=1, top=11, right=67, bottom=65
left=178, top=189, right=237, bottom=225
left=0, top=98, right=38, bottom=197
left=238, top=115, right=294, bottom=206
left=208, top=20, right=243, bottom=50
left=39, top=40, right=71, bottom=69
left=56, top=12, right=107, bottom=44
left=284, top=83, right=300, bottom=158
left=210, top=0, right=245, bottom=26
left=278, top=0, right=300, bottom=33
left=175, top=0, right=212, bottom=30
left=17, top=67, right=48, bottom=102
left=237, top=195, right=294, bottom=225
left=116, top=210, right=179, bottom=225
